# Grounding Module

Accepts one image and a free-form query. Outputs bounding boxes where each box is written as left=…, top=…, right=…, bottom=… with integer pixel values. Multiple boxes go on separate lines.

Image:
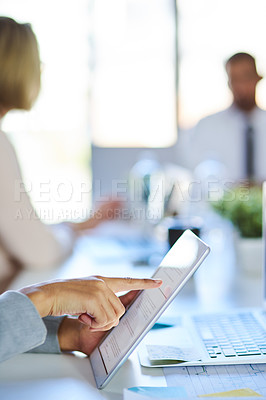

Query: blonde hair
left=0, top=17, right=41, bottom=110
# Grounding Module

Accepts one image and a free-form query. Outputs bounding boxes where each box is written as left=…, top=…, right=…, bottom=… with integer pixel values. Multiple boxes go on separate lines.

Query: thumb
left=99, top=277, right=162, bottom=293
left=119, top=290, right=139, bottom=308
left=78, top=313, right=93, bottom=326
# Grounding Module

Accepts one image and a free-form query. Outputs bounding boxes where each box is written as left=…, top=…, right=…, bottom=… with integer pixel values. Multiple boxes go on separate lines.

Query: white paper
left=163, top=364, right=266, bottom=397
left=146, top=345, right=201, bottom=363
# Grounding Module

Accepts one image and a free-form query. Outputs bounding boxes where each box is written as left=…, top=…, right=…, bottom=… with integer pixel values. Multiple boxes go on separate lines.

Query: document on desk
left=163, top=364, right=266, bottom=397
left=123, top=387, right=261, bottom=400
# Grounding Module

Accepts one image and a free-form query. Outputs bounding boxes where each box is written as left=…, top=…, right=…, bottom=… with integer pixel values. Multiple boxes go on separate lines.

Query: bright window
left=90, top=0, right=177, bottom=147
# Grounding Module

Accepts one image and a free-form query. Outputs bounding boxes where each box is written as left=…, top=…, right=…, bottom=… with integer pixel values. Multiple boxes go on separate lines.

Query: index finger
left=99, top=277, right=162, bottom=293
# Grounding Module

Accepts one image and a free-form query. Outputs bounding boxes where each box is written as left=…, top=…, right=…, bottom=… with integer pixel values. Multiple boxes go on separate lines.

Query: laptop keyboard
left=193, top=312, right=266, bottom=359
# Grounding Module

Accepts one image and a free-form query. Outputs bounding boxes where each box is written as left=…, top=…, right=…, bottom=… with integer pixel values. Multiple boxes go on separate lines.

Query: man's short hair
left=225, top=52, right=258, bottom=74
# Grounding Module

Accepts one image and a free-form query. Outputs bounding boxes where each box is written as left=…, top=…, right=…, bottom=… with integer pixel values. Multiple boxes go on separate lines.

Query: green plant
left=211, top=185, right=262, bottom=238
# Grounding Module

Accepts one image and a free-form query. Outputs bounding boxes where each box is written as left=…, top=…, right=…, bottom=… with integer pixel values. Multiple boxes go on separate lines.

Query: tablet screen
left=99, top=267, right=186, bottom=373
left=90, top=230, right=210, bottom=388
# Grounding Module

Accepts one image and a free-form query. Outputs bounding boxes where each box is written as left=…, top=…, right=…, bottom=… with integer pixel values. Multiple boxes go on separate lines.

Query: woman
left=0, top=16, right=119, bottom=278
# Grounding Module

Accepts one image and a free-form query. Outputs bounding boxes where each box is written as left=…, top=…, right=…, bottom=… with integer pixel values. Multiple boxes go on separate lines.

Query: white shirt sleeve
left=0, top=131, right=75, bottom=270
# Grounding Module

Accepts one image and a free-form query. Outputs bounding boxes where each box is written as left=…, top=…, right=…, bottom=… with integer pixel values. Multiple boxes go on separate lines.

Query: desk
left=0, top=219, right=263, bottom=399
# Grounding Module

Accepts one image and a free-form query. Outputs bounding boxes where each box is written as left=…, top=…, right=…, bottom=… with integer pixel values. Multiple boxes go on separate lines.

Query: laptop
left=90, top=229, right=210, bottom=389
left=139, top=183, right=266, bottom=369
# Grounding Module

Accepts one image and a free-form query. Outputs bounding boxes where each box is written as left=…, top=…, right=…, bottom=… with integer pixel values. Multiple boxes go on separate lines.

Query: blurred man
left=189, top=52, right=266, bottom=183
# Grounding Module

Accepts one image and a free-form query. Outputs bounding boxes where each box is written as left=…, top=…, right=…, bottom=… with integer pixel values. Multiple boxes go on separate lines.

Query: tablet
left=90, top=229, right=210, bottom=389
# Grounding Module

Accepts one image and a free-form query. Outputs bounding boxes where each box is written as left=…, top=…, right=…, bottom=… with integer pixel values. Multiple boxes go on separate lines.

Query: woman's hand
left=58, top=290, right=140, bottom=355
left=19, top=276, right=162, bottom=331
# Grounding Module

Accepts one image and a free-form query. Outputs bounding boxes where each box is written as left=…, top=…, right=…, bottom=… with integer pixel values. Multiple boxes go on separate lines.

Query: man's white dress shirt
left=189, top=105, right=266, bottom=182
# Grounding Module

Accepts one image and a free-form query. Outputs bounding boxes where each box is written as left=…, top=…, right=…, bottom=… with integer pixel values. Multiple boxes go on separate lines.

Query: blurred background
left=1, top=0, right=266, bottom=221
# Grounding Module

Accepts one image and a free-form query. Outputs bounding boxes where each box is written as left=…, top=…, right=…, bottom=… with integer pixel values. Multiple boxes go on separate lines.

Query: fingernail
left=154, top=279, right=162, bottom=284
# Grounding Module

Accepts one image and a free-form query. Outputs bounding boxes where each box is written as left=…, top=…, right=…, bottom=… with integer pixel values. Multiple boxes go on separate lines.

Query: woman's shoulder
left=0, top=129, right=13, bottom=144
left=0, top=130, right=17, bottom=156
left=0, top=130, right=20, bottom=174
